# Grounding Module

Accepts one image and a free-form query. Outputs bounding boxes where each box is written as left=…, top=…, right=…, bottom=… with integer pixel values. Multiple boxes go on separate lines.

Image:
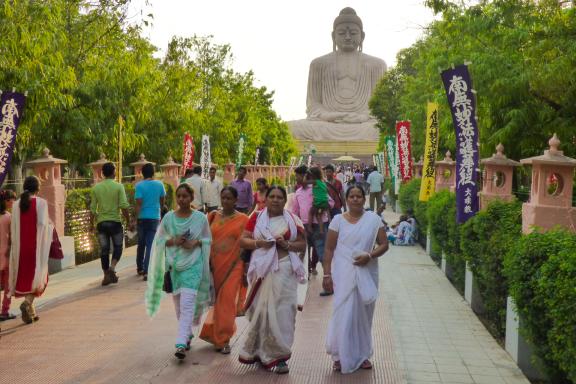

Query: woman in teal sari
left=145, top=183, right=212, bottom=360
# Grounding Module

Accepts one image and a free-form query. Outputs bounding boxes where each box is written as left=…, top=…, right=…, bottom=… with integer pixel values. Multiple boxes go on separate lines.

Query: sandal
left=0, top=313, right=16, bottom=321
left=220, top=344, right=231, bottom=354
left=275, top=361, right=289, bottom=374
left=20, top=302, right=32, bottom=324
left=175, top=346, right=186, bottom=360
left=333, top=361, right=341, bottom=372
left=360, top=360, right=373, bottom=370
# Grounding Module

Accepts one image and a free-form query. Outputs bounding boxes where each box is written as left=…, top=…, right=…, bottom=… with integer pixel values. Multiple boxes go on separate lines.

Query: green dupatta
left=145, top=210, right=212, bottom=321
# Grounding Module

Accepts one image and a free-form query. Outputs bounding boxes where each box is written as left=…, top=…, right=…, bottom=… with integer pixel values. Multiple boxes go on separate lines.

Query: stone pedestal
left=425, top=229, right=431, bottom=256
left=88, top=154, right=109, bottom=185
left=414, top=156, right=424, bottom=178
left=435, top=151, right=456, bottom=192
left=130, top=154, right=154, bottom=183
left=160, top=157, right=181, bottom=191
left=26, top=148, right=67, bottom=236
left=48, top=236, right=75, bottom=274
left=464, top=262, right=485, bottom=314
left=480, top=144, right=520, bottom=209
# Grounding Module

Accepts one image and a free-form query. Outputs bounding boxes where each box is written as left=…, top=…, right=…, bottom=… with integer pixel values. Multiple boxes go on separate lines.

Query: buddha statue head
left=332, top=7, right=365, bottom=52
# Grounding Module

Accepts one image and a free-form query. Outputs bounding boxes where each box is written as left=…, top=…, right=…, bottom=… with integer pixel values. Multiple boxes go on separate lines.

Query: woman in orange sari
left=200, top=186, right=249, bottom=354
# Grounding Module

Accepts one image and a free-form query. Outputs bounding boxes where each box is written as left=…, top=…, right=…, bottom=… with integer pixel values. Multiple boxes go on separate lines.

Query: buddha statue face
left=333, top=22, right=364, bottom=52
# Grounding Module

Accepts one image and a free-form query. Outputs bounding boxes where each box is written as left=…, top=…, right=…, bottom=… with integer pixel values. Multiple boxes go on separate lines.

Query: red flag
left=395, top=121, right=413, bottom=182
left=182, top=133, right=194, bottom=175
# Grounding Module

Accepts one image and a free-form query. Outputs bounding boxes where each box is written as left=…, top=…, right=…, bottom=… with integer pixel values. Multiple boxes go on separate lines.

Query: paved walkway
left=0, top=210, right=530, bottom=384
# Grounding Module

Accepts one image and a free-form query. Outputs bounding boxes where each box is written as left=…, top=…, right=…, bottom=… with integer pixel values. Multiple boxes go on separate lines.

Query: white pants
left=172, top=289, right=197, bottom=347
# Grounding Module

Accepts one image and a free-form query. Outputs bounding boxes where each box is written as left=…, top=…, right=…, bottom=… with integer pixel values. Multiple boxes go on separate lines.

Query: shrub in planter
left=460, top=199, right=522, bottom=338
left=504, top=229, right=576, bottom=383
left=426, top=190, right=465, bottom=292
left=398, top=179, right=421, bottom=214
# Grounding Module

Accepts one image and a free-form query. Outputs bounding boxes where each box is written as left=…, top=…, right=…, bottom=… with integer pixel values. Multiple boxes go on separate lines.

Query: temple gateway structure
left=288, top=7, right=386, bottom=162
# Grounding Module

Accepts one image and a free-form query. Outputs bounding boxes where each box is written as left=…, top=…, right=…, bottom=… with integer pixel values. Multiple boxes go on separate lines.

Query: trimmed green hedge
left=460, top=199, right=522, bottom=338
left=504, top=229, right=576, bottom=383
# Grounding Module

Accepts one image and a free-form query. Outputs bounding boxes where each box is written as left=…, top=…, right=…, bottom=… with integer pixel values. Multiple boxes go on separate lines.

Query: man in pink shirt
left=291, top=165, right=334, bottom=296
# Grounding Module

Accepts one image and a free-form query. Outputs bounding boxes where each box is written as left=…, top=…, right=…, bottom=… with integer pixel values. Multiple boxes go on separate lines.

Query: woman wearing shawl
left=9, top=176, right=53, bottom=324
left=145, top=184, right=212, bottom=360
left=323, top=185, right=389, bottom=374
left=199, top=186, right=249, bottom=354
left=238, top=186, right=307, bottom=374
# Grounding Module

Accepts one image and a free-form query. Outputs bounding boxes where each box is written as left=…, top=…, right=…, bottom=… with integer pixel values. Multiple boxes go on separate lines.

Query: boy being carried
left=305, top=167, right=330, bottom=234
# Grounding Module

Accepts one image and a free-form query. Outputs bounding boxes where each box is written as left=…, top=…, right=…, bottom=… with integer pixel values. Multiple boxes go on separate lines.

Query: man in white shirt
left=184, top=165, right=207, bottom=212
left=205, top=166, right=223, bottom=212
left=366, top=165, right=385, bottom=211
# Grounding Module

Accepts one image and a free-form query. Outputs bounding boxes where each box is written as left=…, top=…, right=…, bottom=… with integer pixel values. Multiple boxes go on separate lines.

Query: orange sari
left=200, top=210, right=249, bottom=348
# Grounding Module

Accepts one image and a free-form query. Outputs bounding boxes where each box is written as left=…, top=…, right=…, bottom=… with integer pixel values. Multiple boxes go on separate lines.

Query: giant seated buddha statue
left=288, top=7, right=387, bottom=142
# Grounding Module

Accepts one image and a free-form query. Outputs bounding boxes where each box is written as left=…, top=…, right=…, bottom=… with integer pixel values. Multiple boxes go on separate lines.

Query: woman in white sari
left=323, top=185, right=389, bottom=374
left=238, top=186, right=307, bottom=374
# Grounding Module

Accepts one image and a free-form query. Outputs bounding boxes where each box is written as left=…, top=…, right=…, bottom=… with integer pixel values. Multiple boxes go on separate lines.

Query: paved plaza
left=0, top=210, right=529, bottom=384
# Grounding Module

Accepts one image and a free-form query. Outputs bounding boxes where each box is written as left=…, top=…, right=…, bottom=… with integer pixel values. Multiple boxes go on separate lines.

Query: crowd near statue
left=289, top=7, right=387, bottom=141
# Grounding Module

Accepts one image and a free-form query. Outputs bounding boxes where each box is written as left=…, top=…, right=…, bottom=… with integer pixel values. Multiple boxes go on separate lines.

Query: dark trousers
left=206, top=206, right=218, bottom=213
left=97, top=221, right=124, bottom=271
left=136, top=219, right=160, bottom=274
left=307, top=223, right=328, bottom=271
left=369, top=191, right=382, bottom=211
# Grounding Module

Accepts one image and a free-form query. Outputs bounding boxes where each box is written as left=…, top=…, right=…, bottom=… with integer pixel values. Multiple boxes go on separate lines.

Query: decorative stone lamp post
left=435, top=150, right=456, bottom=192
left=88, top=153, right=109, bottom=185
left=160, top=156, right=181, bottom=191
left=520, top=133, right=576, bottom=234
left=26, top=148, right=67, bottom=236
left=130, top=154, right=154, bottom=182
left=479, top=143, right=521, bottom=209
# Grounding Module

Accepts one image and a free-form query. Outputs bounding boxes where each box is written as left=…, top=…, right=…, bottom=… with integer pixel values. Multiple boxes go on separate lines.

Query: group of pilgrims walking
left=0, top=160, right=390, bottom=375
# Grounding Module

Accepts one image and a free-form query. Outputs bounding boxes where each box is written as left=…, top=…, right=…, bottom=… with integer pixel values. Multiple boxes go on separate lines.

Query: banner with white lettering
left=235, top=133, right=246, bottom=170
left=441, top=64, right=480, bottom=223
left=395, top=121, right=413, bottom=182
left=0, top=91, right=25, bottom=187
left=385, top=135, right=400, bottom=194
left=200, top=135, right=211, bottom=179
left=254, top=147, right=260, bottom=166
left=419, top=103, right=440, bottom=201
left=182, top=132, right=194, bottom=175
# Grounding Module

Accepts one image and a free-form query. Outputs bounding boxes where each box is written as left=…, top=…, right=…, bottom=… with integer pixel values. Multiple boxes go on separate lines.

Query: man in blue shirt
left=135, top=163, right=166, bottom=280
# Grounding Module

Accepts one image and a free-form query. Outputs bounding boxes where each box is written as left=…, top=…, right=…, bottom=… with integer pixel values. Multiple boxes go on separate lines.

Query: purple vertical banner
left=441, top=65, right=479, bottom=223
left=0, top=91, right=26, bottom=187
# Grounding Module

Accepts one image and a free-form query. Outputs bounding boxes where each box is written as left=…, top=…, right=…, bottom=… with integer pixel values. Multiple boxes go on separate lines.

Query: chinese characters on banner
left=182, top=133, right=194, bottom=174
left=419, top=103, right=440, bottom=202
left=395, top=121, right=413, bottom=182
left=378, top=152, right=386, bottom=178
left=441, top=65, right=480, bottom=223
left=235, top=133, right=246, bottom=170
left=0, top=92, right=25, bottom=187
left=200, top=135, right=211, bottom=179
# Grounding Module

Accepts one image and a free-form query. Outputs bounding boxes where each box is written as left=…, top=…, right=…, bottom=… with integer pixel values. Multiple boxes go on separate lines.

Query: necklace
left=345, top=211, right=363, bottom=223
left=219, top=210, right=236, bottom=219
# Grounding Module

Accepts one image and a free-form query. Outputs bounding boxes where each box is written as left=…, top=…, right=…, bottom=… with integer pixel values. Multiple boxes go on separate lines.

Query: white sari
left=325, top=211, right=383, bottom=374
left=239, top=209, right=305, bottom=368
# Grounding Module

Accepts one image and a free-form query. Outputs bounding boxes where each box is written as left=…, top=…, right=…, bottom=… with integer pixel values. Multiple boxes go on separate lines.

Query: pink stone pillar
left=435, top=150, right=456, bottom=192
left=520, top=134, right=576, bottom=234
left=26, top=148, right=67, bottom=236
left=223, top=164, right=235, bottom=184
left=414, top=156, right=424, bottom=178
left=160, top=156, right=181, bottom=191
left=480, top=144, right=520, bottom=210
left=130, top=154, right=154, bottom=183
left=88, top=153, right=109, bottom=185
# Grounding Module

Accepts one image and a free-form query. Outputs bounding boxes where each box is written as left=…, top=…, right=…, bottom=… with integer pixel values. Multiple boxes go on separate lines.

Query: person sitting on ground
left=391, top=215, right=414, bottom=246
left=304, top=167, right=330, bottom=234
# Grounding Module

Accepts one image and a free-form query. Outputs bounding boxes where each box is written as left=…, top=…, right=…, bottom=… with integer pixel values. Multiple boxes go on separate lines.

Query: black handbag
left=163, top=267, right=173, bottom=293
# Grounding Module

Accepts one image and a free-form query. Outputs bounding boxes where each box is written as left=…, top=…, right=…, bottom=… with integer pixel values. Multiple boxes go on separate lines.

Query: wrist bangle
left=254, top=239, right=259, bottom=249
left=323, top=274, right=331, bottom=278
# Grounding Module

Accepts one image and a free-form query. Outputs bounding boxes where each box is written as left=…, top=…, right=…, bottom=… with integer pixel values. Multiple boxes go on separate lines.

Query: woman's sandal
left=360, top=360, right=373, bottom=370
left=333, top=361, right=341, bottom=372
left=220, top=345, right=231, bottom=354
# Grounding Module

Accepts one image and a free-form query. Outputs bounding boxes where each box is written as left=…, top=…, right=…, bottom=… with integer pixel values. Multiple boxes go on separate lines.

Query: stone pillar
left=520, top=134, right=576, bottom=234
left=464, top=261, right=485, bottom=314
left=160, top=156, right=181, bottom=191
left=88, top=153, right=109, bottom=185
left=26, top=148, right=67, bottom=236
left=414, top=156, right=424, bottom=178
left=480, top=143, right=520, bottom=209
left=26, top=148, right=74, bottom=272
left=130, top=154, right=155, bottom=183
left=223, top=164, right=235, bottom=184
left=435, top=151, right=456, bottom=192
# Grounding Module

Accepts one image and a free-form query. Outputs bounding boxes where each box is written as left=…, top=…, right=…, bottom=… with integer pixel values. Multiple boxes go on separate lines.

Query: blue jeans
left=97, top=221, right=124, bottom=271
left=136, top=219, right=160, bottom=274
left=307, top=223, right=328, bottom=271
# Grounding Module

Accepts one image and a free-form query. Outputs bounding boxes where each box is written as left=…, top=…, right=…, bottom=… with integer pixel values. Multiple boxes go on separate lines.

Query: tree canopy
left=370, top=0, right=576, bottom=161
left=0, top=0, right=296, bottom=177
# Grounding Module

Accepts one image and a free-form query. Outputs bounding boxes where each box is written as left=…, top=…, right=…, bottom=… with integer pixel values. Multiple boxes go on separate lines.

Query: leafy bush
left=504, top=229, right=576, bottom=383
left=460, top=199, right=522, bottom=338
left=427, top=190, right=465, bottom=292
left=398, top=179, right=421, bottom=214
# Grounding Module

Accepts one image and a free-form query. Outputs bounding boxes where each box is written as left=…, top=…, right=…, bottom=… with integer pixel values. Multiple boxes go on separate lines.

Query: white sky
left=129, top=1, right=436, bottom=121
